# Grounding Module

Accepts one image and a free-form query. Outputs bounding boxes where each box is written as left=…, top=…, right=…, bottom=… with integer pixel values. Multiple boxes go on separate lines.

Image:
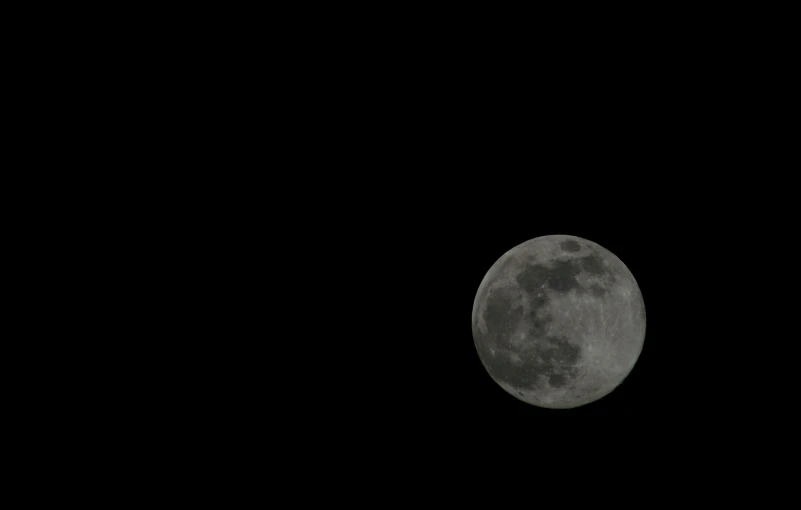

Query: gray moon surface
left=472, top=235, right=646, bottom=409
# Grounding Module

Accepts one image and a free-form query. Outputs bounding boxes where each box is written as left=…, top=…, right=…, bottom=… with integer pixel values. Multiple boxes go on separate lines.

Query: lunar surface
left=472, top=235, right=645, bottom=409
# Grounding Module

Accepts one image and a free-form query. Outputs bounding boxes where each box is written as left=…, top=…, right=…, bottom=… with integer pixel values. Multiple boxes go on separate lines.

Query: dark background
left=303, top=108, right=789, bottom=425
left=366, top=187, right=685, bottom=418
left=215, top=31, right=793, bottom=430
left=8, top=6, right=796, bottom=491
left=325, top=160, right=730, bottom=422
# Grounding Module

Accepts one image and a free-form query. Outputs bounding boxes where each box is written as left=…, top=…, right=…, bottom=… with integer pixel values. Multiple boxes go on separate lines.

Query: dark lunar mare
left=474, top=329, right=582, bottom=390
left=580, top=253, right=606, bottom=275
left=476, top=255, right=602, bottom=390
left=560, top=240, right=581, bottom=252
left=515, top=254, right=610, bottom=295
left=545, top=260, right=583, bottom=292
left=589, top=284, right=606, bottom=297
left=474, top=236, right=643, bottom=406
left=480, top=287, right=524, bottom=350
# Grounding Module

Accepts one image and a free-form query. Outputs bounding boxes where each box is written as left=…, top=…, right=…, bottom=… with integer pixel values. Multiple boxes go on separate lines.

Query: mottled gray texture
left=472, top=235, right=646, bottom=409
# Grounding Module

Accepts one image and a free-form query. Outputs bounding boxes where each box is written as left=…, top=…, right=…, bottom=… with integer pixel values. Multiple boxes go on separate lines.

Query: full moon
left=472, top=235, right=646, bottom=409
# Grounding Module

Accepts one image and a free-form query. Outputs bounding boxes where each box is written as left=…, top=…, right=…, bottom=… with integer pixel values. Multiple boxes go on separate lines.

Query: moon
left=472, top=235, right=646, bottom=409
